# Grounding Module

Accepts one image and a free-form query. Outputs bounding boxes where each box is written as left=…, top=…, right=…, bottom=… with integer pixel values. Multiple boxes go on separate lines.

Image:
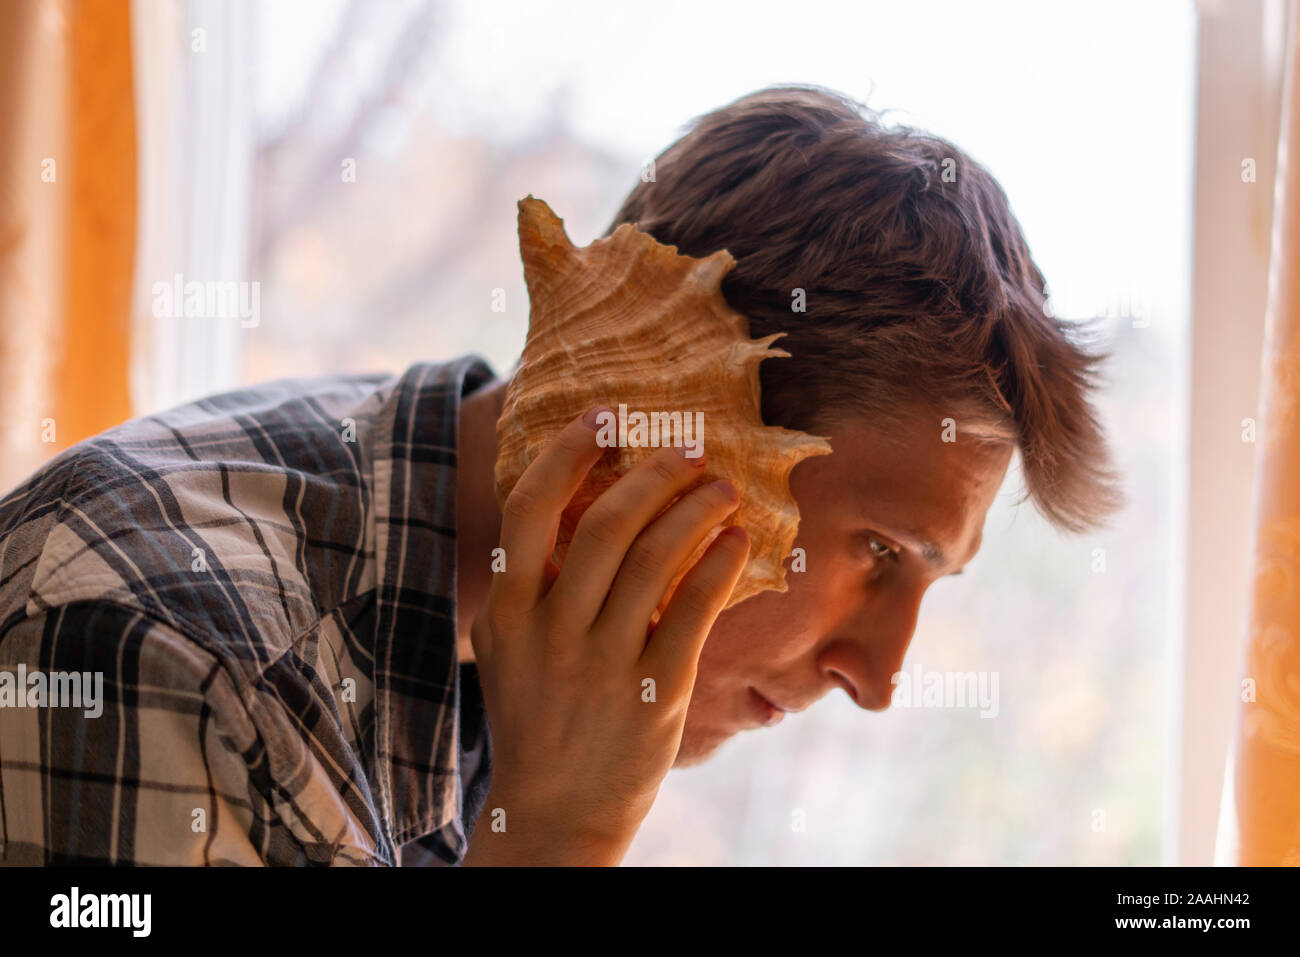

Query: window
left=244, top=0, right=1196, bottom=864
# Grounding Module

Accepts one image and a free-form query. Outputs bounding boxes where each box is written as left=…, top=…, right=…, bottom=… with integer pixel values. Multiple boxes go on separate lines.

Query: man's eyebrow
left=878, top=523, right=977, bottom=573
left=862, top=510, right=980, bottom=571
left=876, top=524, right=948, bottom=569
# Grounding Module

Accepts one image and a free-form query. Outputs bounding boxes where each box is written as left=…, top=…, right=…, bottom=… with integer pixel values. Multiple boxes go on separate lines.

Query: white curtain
left=129, top=0, right=255, bottom=415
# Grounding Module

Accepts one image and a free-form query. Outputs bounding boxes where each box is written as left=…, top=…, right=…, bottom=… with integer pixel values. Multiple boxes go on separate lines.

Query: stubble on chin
left=671, top=719, right=730, bottom=769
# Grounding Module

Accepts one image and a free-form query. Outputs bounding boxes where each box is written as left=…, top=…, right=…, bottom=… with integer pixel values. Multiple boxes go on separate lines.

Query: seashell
left=494, top=195, right=833, bottom=617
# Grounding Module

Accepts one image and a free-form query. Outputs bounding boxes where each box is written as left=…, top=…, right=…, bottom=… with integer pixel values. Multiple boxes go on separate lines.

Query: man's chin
left=671, top=724, right=732, bottom=768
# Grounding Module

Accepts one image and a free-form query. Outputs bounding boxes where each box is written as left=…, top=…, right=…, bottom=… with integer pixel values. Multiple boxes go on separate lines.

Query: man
left=0, top=85, right=1121, bottom=866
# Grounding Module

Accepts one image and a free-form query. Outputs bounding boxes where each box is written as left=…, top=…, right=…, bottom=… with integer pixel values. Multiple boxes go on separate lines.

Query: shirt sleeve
left=0, top=601, right=385, bottom=866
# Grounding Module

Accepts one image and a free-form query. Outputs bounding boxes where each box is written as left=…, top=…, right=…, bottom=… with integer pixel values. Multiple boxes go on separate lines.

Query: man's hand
left=462, top=406, right=749, bottom=865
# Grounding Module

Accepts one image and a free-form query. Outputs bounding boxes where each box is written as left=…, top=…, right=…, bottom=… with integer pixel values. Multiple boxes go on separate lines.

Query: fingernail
left=677, top=443, right=706, bottom=466
left=721, top=525, right=749, bottom=544
left=710, top=479, right=738, bottom=502
left=583, top=406, right=611, bottom=429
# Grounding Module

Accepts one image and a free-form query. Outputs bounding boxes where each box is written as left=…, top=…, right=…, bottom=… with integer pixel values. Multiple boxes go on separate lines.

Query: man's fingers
left=639, top=525, right=749, bottom=694
left=494, top=408, right=609, bottom=611
left=545, top=444, right=709, bottom=632
left=597, top=478, right=740, bottom=652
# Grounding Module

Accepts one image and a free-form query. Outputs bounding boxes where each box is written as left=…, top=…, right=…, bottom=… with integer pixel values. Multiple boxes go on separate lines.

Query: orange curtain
left=0, top=0, right=135, bottom=493
left=1229, top=0, right=1300, bottom=866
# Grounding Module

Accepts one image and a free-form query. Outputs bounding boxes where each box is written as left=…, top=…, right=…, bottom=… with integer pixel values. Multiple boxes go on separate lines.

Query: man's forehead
left=807, top=417, right=1010, bottom=567
left=812, top=415, right=1011, bottom=489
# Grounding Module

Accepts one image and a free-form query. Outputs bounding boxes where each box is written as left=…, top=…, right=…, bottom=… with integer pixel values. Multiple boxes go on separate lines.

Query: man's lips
left=755, top=688, right=808, bottom=713
left=748, top=687, right=805, bottom=726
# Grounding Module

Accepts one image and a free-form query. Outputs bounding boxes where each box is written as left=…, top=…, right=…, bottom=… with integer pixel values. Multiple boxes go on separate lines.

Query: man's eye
left=867, top=537, right=894, bottom=560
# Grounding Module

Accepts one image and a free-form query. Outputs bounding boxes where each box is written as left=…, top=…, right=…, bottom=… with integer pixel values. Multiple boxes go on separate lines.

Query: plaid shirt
left=0, top=355, right=496, bottom=866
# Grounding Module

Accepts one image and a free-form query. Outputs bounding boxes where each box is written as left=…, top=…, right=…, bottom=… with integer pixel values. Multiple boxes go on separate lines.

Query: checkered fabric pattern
left=0, top=355, right=495, bottom=865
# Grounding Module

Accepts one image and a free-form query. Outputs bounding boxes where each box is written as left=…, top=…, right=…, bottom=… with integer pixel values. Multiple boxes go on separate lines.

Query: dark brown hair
left=605, top=84, right=1123, bottom=533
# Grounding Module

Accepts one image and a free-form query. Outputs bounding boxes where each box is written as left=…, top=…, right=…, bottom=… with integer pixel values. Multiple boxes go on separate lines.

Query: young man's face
left=673, top=411, right=1014, bottom=767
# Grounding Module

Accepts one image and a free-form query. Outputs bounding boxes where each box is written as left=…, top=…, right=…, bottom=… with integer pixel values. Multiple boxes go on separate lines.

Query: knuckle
left=577, top=503, right=627, bottom=548
left=718, top=527, right=749, bottom=555
left=688, top=490, right=728, bottom=523
left=486, top=602, right=521, bottom=635
left=648, top=682, right=691, bottom=720
left=648, top=455, right=679, bottom=485
left=675, top=578, right=718, bottom=617
left=555, top=424, right=593, bottom=457
left=663, top=485, right=730, bottom=538
left=625, top=537, right=670, bottom=583
left=503, top=486, right=539, bottom=523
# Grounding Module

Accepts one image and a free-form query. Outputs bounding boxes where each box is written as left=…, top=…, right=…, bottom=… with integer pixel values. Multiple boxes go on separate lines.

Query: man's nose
left=819, top=581, right=926, bottom=711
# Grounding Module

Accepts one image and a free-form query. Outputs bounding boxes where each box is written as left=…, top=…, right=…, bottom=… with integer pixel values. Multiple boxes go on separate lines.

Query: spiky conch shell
left=494, top=196, right=832, bottom=621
